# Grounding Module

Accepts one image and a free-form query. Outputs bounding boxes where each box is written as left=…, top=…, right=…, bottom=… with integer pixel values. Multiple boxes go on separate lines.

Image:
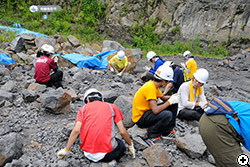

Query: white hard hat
left=117, top=51, right=125, bottom=60
left=42, top=44, right=54, bottom=54
left=193, top=68, right=209, bottom=84
left=146, top=51, right=156, bottom=61
left=41, top=44, right=49, bottom=50
left=154, top=65, right=174, bottom=81
left=163, top=61, right=174, bottom=67
left=183, top=50, right=192, bottom=58
left=83, top=88, right=103, bottom=104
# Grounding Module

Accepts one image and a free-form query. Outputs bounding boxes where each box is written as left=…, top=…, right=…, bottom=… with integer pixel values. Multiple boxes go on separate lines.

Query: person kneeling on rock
left=57, top=88, right=135, bottom=162
left=34, top=44, right=63, bottom=88
left=108, top=50, right=131, bottom=76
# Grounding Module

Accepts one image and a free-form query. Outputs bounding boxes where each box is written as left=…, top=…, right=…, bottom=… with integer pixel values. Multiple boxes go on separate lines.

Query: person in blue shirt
left=163, top=62, right=191, bottom=95
left=199, top=100, right=250, bottom=167
left=144, top=51, right=165, bottom=81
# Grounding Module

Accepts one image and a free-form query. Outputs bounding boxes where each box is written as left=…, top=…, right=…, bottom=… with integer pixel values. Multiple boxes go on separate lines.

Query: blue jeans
left=136, top=104, right=178, bottom=138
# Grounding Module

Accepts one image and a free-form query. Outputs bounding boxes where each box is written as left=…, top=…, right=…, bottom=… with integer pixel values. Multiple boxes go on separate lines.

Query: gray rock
left=142, top=144, right=172, bottom=167
left=1, top=80, right=15, bottom=92
left=10, top=36, right=24, bottom=53
left=0, top=89, right=13, bottom=102
left=102, top=90, right=120, bottom=103
left=175, top=132, right=207, bottom=159
left=67, top=35, right=81, bottom=47
left=0, top=133, right=23, bottom=166
left=102, top=40, right=125, bottom=51
left=113, top=95, right=134, bottom=128
left=22, top=89, right=38, bottom=103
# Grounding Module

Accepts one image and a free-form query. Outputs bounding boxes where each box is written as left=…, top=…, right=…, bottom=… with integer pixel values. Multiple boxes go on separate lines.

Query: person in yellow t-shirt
left=181, top=50, right=197, bottom=78
left=132, top=65, right=180, bottom=145
left=108, top=50, right=131, bottom=76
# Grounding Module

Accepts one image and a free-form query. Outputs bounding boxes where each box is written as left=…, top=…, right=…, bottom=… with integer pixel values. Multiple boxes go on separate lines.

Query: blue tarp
left=0, top=53, right=16, bottom=64
left=59, top=50, right=117, bottom=69
left=0, top=25, right=47, bottom=37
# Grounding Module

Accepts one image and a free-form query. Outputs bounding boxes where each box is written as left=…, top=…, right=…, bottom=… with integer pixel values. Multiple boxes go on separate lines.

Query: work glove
left=127, top=142, right=136, bottom=159
left=199, top=101, right=207, bottom=109
left=110, top=68, right=114, bottom=72
left=143, top=66, right=150, bottom=71
left=117, top=72, right=122, bottom=76
left=168, top=93, right=180, bottom=105
left=57, top=148, right=71, bottom=159
left=180, top=62, right=186, bottom=68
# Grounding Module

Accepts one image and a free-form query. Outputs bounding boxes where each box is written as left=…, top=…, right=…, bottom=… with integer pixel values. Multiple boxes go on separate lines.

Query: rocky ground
left=0, top=49, right=250, bottom=167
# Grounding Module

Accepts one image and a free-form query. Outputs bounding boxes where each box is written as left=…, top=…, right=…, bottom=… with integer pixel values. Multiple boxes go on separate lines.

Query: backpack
left=203, top=98, right=235, bottom=116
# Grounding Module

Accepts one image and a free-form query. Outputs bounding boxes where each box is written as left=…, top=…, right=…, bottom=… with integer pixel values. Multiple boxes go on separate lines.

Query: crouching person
left=57, top=88, right=135, bottom=162
left=34, top=44, right=63, bottom=88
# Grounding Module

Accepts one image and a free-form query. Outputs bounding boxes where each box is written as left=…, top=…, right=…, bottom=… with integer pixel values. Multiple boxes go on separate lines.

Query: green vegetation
left=0, top=0, right=229, bottom=58
left=0, top=30, right=17, bottom=43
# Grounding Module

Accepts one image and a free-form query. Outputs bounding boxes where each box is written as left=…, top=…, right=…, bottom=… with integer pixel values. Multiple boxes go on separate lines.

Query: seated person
left=177, top=68, right=209, bottom=121
left=144, top=51, right=165, bottom=81
left=108, top=50, right=131, bottom=76
left=34, top=44, right=63, bottom=88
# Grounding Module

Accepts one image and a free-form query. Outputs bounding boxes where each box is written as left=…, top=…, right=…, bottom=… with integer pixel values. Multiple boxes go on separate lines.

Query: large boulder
left=38, top=88, right=72, bottom=114
left=0, top=133, right=23, bottom=166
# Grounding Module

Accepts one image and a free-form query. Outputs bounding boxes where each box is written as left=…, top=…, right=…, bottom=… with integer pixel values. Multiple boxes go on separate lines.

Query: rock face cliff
left=101, top=0, right=249, bottom=53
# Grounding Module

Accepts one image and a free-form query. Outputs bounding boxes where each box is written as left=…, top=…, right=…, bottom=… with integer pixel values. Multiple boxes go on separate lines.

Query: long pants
left=178, top=106, right=204, bottom=121
left=110, top=62, right=131, bottom=74
left=40, top=70, right=63, bottom=88
left=199, top=114, right=243, bottom=167
left=136, top=104, right=178, bottom=138
left=100, top=138, right=126, bottom=162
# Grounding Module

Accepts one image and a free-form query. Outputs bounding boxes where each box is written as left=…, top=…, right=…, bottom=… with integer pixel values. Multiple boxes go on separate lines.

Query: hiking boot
left=145, top=136, right=162, bottom=146
left=161, top=130, right=176, bottom=140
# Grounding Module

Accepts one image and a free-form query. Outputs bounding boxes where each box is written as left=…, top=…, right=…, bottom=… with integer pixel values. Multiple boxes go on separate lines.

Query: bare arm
left=149, top=99, right=171, bottom=114
left=163, top=82, right=173, bottom=95
left=120, top=65, right=127, bottom=73
left=160, top=95, right=171, bottom=101
left=65, top=121, right=82, bottom=151
left=116, top=121, right=132, bottom=146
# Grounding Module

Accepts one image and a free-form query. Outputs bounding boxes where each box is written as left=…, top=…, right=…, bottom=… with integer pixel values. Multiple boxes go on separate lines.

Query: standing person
left=199, top=100, right=250, bottom=167
left=177, top=68, right=209, bottom=121
left=181, top=50, right=197, bottom=78
left=163, top=61, right=191, bottom=95
left=108, top=50, right=131, bottom=76
left=34, top=44, right=63, bottom=88
left=144, top=51, right=165, bottom=81
left=132, top=65, right=179, bottom=145
left=57, top=89, right=135, bottom=162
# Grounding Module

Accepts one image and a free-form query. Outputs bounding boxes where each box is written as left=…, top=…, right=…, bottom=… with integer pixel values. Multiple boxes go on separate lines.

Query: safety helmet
left=163, top=61, right=174, bottom=67
left=154, top=65, right=174, bottom=81
left=183, top=50, right=192, bottom=58
left=117, top=51, right=125, bottom=60
left=42, top=44, right=54, bottom=54
left=146, top=51, right=156, bottom=61
left=41, top=44, right=49, bottom=51
left=83, top=88, right=103, bottom=104
left=193, top=68, right=209, bottom=84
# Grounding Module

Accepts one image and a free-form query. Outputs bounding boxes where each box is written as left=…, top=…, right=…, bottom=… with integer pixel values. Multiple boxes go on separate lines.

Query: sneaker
left=145, top=136, right=162, bottom=146
left=161, top=130, right=176, bottom=140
